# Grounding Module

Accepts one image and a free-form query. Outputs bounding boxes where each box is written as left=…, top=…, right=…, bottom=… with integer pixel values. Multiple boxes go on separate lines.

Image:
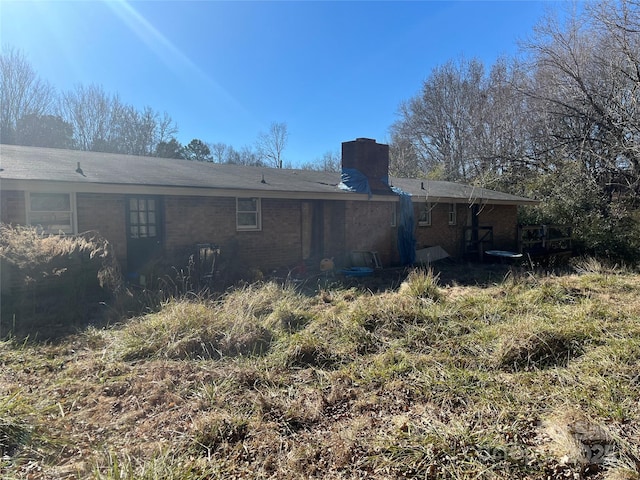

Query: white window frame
left=25, top=191, right=77, bottom=235
left=448, top=203, right=457, bottom=226
left=418, top=202, right=432, bottom=227
left=236, top=197, right=262, bottom=231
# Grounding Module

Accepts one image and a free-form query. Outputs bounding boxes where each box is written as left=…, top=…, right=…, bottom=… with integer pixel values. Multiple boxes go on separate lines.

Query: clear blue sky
left=1, top=1, right=559, bottom=166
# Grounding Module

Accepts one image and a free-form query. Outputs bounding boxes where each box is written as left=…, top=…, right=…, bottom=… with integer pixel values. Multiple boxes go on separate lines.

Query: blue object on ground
left=485, top=250, right=523, bottom=258
left=340, top=267, right=374, bottom=277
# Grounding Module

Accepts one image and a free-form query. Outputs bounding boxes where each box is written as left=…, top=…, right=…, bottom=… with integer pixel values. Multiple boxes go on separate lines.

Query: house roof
left=389, top=177, right=538, bottom=205
left=0, top=144, right=537, bottom=205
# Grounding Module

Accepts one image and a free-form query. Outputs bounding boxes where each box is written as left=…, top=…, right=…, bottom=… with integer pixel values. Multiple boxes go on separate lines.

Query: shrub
left=398, top=268, right=442, bottom=302
left=0, top=224, right=121, bottom=339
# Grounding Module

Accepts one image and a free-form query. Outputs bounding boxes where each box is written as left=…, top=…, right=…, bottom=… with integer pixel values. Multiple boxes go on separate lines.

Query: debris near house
left=0, top=224, right=121, bottom=339
left=349, top=251, right=382, bottom=270
left=319, top=257, right=335, bottom=272
left=519, top=224, right=573, bottom=265
left=415, top=245, right=449, bottom=265
left=195, top=243, right=220, bottom=290
left=340, top=266, right=374, bottom=277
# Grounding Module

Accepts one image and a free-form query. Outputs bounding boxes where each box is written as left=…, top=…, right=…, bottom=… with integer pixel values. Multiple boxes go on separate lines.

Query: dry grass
left=0, top=224, right=121, bottom=339
left=114, top=299, right=273, bottom=361
left=2, top=266, right=640, bottom=479
left=0, top=224, right=119, bottom=287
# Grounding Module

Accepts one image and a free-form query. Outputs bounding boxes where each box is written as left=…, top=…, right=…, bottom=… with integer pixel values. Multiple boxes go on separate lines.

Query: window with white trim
left=448, top=203, right=457, bottom=225
left=418, top=202, right=432, bottom=226
left=236, top=197, right=261, bottom=231
left=26, top=192, right=76, bottom=234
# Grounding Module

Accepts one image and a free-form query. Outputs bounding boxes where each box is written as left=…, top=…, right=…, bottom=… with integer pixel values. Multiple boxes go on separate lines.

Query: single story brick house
left=0, top=138, right=536, bottom=279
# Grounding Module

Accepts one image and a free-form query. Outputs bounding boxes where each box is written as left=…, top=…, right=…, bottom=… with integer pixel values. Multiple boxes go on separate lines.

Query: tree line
left=4, top=0, right=639, bottom=260
left=390, top=0, right=640, bottom=261
left=0, top=47, right=342, bottom=170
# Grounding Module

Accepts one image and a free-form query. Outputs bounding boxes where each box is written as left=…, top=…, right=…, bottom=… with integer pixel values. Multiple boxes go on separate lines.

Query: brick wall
left=413, top=203, right=466, bottom=257
left=477, top=204, right=518, bottom=250
left=164, top=196, right=304, bottom=272
left=244, top=198, right=302, bottom=269
left=413, top=203, right=519, bottom=257
left=76, top=193, right=127, bottom=264
left=0, top=190, right=26, bottom=224
left=164, top=196, right=233, bottom=249
left=2, top=189, right=521, bottom=271
left=344, top=200, right=397, bottom=266
left=323, top=201, right=346, bottom=261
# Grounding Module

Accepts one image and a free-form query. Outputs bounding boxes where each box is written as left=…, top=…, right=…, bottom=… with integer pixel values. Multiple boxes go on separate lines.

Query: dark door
left=302, top=201, right=324, bottom=262
left=126, top=196, right=163, bottom=273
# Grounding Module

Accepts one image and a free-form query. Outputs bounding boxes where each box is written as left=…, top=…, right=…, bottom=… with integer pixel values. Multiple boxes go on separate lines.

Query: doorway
left=126, top=195, right=163, bottom=274
left=301, top=201, right=324, bottom=262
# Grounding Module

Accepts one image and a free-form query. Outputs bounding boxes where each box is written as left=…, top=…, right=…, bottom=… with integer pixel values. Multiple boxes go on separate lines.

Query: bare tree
left=155, top=111, right=178, bottom=146
left=256, top=121, right=288, bottom=168
left=300, top=150, right=341, bottom=172
left=392, top=58, right=485, bottom=182
left=1, top=48, right=179, bottom=155
left=515, top=0, right=640, bottom=259
left=238, top=145, right=263, bottom=166
left=0, top=47, right=55, bottom=144
left=210, top=142, right=228, bottom=163
left=391, top=57, right=532, bottom=186
left=113, top=106, right=177, bottom=156
left=471, top=58, right=537, bottom=192
left=112, top=105, right=152, bottom=155
left=60, top=83, right=119, bottom=151
left=389, top=134, right=426, bottom=178
left=61, top=83, right=179, bottom=155
left=524, top=0, right=640, bottom=198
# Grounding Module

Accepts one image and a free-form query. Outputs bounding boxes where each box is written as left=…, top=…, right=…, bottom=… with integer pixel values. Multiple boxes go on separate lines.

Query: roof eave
left=0, top=179, right=402, bottom=202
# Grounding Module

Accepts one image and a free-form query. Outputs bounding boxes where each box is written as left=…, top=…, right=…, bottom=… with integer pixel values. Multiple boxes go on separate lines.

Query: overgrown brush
left=0, top=224, right=121, bottom=338
left=114, top=282, right=315, bottom=361
left=94, top=450, right=213, bottom=480
left=398, top=267, right=442, bottom=301
left=116, top=299, right=273, bottom=360
left=223, top=281, right=312, bottom=327
left=4, top=266, right=640, bottom=479
left=570, top=256, right=629, bottom=275
left=0, top=224, right=120, bottom=288
left=0, top=392, right=32, bottom=458
left=271, top=330, right=338, bottom=368
left=493, top=320, right=587, bottom=371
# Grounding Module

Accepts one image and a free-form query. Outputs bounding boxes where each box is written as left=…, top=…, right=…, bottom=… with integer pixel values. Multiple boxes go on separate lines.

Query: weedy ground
left=1, top=261, right=640, bottom=479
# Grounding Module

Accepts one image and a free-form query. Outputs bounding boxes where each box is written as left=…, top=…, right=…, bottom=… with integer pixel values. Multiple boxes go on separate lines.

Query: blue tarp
left=392, top=186, right=416, bottom=266
left=339, top=168, right=372, bottom=197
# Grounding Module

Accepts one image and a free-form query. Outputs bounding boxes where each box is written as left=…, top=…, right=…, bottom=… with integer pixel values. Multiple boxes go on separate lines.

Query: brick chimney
left=341, top=138, right=392, bottom=194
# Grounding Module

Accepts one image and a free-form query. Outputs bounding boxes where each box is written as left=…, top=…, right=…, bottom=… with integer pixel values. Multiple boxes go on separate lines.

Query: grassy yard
left=1, top=262, right=640, bottom=479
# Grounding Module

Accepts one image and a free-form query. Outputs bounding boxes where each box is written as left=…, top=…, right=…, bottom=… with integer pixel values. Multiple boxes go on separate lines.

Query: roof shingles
left=0, top=145, right=536, bottom=204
